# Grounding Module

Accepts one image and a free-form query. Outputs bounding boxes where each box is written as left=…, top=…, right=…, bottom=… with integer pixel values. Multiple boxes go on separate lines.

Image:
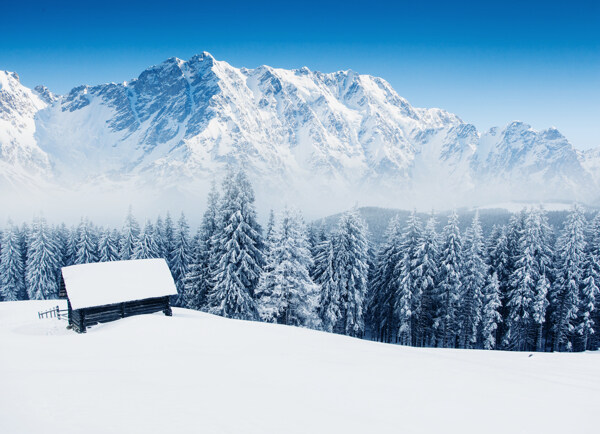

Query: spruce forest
left=1, top=169, right=598, bottom=353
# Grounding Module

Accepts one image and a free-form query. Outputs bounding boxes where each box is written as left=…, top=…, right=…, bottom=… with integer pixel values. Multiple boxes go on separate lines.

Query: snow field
left=1, top=300, right=599, bottom=434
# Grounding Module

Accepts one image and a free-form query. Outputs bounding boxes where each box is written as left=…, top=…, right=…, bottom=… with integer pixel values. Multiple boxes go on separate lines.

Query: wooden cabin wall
left=69, top=296, right=171, bottom=333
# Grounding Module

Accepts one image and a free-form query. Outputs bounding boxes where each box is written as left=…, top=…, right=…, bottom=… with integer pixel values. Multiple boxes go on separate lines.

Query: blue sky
left=2, top=0, right=599, bottom=149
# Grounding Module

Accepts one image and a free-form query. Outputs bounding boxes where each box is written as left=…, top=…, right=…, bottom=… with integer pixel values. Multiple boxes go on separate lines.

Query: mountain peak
left=34, top=85, right=57, bottom=104
left=189, top=51, right=216, bottom=64
left=0, top=70, right=21, bottom=88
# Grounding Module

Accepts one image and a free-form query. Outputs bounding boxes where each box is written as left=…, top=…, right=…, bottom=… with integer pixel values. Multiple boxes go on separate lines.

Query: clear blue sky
left=2, top=0, right=599, bottom=149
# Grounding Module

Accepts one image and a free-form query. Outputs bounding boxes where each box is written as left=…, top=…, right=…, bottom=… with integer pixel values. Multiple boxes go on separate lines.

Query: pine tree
left=395, top=211, right=423, bottom=345
left=25, top=216, right=60, bottom=300
left=262, top=210, right=277, bottom=276
left=154, top=216, right=167, bottom=260
left=368, top=216, right=403, bottom=342
left=414, top=212, right=439, bottom=346
left=550, top=204, right=587, bottom=351
left=487, top=225, right=509, bottom=287
left=98, top=228, right=120, bottom=262
left=577, top=258, right=598, bottom=350
left=505, top=209, right=538, bottom=350
left=265, top=210, right=276, bottom=248
left=183, top=181, right=220, bottom=310
left=119, top=207, right=140, bottom=260
left=0, top=221, right=27, bottom=301
left=182, top=230, right=203, bottom=309
left=481, top=273, right=502, bottom=350
left=532, top=207, right=554, bottom=351
left=435, top=211, right=463, bottom=348
left=65, top=226, right=78, bottom=267
left=586, top=212, right=600, bottom=349
left=459, top=212, right=485, bottom=349
left=504, top=207, right=553, bottom=351
left=170, top=213, right=193, bottom=307
left=532, top=273, right=550, bottom=351
left=313, top=235, right=340, bottom=332
left=333, top=209, right=369, bottom=337
left=74, top=218, right=98, bottom=264
left=256, top=208, right=319, bottom=328
left=55, top=223, right=71, bottom=268
left=133, top=220, right=161, bottom=260
left=163, top=212, right=176, bottom=267
left=206, top=170, right=263, bottom=320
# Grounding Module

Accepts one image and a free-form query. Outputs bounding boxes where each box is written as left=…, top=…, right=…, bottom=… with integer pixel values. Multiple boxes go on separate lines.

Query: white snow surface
left=1, top=300, right=599, bottom=434
left=62, top=258, right=177, bottom=309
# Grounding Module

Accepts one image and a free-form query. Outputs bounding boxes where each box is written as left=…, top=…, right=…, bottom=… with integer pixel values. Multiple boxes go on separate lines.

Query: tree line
left=1, top=170, right=598, bottom=352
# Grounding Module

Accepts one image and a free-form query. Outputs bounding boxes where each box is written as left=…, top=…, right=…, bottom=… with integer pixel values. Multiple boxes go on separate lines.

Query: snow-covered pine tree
left=550, top=204, right=587, bottom=351
left=313, top=234, right=340, bottom=332
left=74, top=218, right=98, bottom=264
left=183, top=183, right=221, bottom=310
left=309, top=224, right=328, bottom=279
left=133, top=220, right=161, bottom=260
left=154, top=216, right=167, bottom=260
left=481, top=272, right=502, bottom=350
left=532, top=273, right=551, bottom=351
left=170, top=213, right=193, bottom=307
left=333, top=209, right=369, bottom=337
left=487, top=225, right=509, bottom=287
left=265, top=210, right=276, bottom=247
left=65, top=225, right=78, bottom=267
left=0, top=221, right=27, bottom=301
left=19, top=222, right=30, bottom=267
left=577, top=256, right=599, bottom=350
left=163, top=212, right=176, bottom=266
left=435, top=211, right=463, bottom=348
left=505, top=209, right=539, bottom=351
left=98, top=228, right=120, bottom=262
left=25, top=216, right=60, bottom=300
left=585, top=212, right=600, bottom=349
left=414, top=212, right=440, bottom=347
left=395, top=211, right=423, bottom=346
left=532, top=207, right=554, bottom=351
left=458, top=211, right=485, bottom=349
left=54, top=223, right=71, bottom=269
left=206, top=170, right=263, bottom=320
left=367, top=216, right=403, bottom=342
left=255, top=208, right=319, bottom=328
left=262, top=210, right=277, bottom=275
left=182, top=230, right=203, bottom=309
left=119, top=207, right=141, bottom=260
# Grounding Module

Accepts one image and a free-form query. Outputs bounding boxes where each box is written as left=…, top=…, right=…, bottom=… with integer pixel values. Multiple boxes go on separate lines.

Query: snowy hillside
left=1, top=300, right=599, bottom=434
left=0, top=71, right=52, bottom=190
left=1, top=53, right=599, bottom=215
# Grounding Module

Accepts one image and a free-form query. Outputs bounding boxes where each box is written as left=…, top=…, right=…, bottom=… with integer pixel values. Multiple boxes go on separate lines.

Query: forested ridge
left=1, top=170, right=598, bottom=352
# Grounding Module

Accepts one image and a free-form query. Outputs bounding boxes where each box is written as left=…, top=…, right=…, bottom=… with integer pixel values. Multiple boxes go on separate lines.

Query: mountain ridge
left=0, top=53, right=598, bottom=217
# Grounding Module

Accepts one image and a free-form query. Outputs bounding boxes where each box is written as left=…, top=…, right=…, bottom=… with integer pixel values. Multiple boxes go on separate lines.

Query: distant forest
left=1, top=170, right=598, bottom=352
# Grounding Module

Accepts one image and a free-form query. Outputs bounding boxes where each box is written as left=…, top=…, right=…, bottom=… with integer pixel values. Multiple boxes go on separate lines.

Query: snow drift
left=0, top=300, right=598, bottom=434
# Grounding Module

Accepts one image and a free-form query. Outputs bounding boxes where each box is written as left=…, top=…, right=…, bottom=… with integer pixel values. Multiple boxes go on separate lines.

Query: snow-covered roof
left=61, top=259, right=177, bottom=310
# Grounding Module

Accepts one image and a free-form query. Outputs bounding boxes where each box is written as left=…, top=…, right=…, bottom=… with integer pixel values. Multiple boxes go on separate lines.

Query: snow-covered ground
left=1, top=301, right=599, bottom=434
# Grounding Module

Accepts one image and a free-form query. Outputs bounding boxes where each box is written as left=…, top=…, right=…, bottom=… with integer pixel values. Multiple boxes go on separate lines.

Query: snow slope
left=1, top=300, right=598, bottom=434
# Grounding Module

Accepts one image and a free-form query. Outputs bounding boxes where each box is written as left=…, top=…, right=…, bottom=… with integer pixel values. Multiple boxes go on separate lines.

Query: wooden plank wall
left=69, top=296, right=171, bottom=333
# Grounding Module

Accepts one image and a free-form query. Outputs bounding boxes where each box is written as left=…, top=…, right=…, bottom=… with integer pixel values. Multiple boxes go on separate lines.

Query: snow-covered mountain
left=1, top=53, right=598, bottom=216
left=0, top=71, right=52, bottom=190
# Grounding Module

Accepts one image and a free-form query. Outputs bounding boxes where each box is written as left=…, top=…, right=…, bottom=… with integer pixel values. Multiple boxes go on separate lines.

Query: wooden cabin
left=60, top=258, right=178, bottom=333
